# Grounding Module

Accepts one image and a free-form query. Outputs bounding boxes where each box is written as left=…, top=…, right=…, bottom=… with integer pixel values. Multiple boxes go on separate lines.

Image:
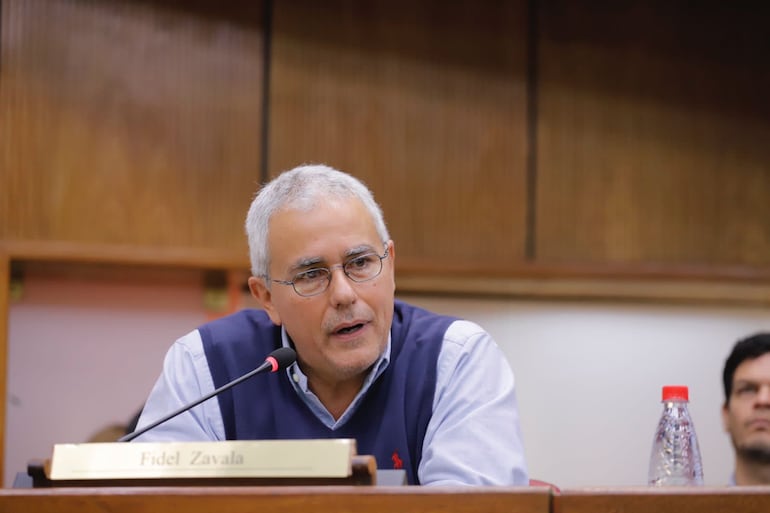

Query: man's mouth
left=747, top=419, right=770, bottom=430
left=334, top=323, right=365, bottom=335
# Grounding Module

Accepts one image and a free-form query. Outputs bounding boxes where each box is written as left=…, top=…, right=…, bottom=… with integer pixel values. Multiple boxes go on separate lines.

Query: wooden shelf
left=1, top=240, right=248, bottom=270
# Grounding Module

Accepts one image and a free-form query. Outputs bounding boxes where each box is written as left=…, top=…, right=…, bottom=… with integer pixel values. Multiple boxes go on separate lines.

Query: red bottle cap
left=662, top=385, right=689, bottom=401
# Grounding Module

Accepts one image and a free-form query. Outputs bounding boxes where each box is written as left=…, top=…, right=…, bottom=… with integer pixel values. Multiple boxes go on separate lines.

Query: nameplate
left=48, top=439, right=356, bottom=480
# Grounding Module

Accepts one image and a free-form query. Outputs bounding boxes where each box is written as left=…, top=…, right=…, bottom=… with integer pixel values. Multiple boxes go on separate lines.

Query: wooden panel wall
left=535, top=2, right=770, bottom=268
left=0, top=0, right=265, bottom=257
left=269, top=0, right=530, bottom=272
left=2, top=0, right=768, bottom=282
left=0, top=250, right=8, bottom=483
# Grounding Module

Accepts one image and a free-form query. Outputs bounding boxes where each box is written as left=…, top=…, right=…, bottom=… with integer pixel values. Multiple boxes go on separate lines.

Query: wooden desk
left=5, top=484, right=770, bottom=513
left=554, top=486, right=770, bottom=513
left=0, top=486, right=550, bottom=513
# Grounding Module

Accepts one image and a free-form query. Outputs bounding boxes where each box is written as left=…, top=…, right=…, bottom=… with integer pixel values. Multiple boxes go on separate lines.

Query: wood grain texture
left=0, top=486, right=550, bottom=513
left=269, top=0, right=530, bottom=271
left=0, top=0, right=264, bottom=255
left=535, top=1, right=770, bottom=267
left=0, top=250, right=9, bottom=484
left=554, top=487, right=770, bottom=513
left=2, top=239, right=247, bottom=269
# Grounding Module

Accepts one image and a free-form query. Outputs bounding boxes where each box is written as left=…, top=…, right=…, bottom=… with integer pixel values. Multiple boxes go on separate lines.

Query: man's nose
left=327, top=266, right=356, bottom=305
left=756, top=384, right=770, bottom=406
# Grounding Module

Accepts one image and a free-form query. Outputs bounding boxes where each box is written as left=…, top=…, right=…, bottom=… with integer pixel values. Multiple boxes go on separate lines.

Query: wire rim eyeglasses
left=270, top=247, right=390, bottom=297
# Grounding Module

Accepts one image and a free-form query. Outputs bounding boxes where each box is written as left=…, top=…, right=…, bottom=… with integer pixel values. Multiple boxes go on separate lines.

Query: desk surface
left=0, top=486, right=550, bottom=513
left=4, top=485, right=770, bottom=513
left=555, top=486, right=770, bottom=513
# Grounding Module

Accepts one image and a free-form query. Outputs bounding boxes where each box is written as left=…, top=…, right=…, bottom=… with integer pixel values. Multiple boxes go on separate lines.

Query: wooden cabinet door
left=269, top=0, right=530, bottom=275
left=535, top=1, right=770, bottom=270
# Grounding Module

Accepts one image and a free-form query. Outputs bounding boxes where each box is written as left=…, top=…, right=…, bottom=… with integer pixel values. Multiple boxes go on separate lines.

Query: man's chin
left=737, top=441, right=770, bottom=464
left=330, top=348, right=381, bottom=379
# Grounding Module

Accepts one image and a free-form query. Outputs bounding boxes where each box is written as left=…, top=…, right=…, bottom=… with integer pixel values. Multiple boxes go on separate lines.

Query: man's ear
left=248, top=276, right=282, bottom=326
left=386, top=239, right=396, bottom=288
left=721, top=402, right=730, bottom=432
left=387, top=239, right=395, bottom=264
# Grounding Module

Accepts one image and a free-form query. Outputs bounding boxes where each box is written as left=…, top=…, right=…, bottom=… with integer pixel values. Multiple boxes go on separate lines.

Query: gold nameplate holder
left=28, top=439, right=377, bottom=487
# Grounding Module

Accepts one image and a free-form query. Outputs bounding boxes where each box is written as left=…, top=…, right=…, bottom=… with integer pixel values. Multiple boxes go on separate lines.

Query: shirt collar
left=280, top=327, right=392, bottom=428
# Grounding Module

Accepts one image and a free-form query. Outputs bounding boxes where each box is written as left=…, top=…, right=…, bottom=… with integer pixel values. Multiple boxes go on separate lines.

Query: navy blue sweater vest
left=198, top=300, right=456, bottom=485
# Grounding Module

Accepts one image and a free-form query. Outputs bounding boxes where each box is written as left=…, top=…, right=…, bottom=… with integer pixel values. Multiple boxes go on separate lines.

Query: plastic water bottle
left=648, top=385, right=704, bottom=486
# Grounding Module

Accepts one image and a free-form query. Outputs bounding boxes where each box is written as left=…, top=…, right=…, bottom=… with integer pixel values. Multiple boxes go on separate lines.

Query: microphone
left=119, top=347, right=297, bottom=442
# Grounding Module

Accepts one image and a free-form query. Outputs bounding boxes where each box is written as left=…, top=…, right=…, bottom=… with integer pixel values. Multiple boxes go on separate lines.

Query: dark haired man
left=722, top=332, right=770, bottom=485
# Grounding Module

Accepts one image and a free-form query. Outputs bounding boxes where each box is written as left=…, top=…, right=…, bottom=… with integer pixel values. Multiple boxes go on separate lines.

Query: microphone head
left=267, top=347, right=297, bottom=371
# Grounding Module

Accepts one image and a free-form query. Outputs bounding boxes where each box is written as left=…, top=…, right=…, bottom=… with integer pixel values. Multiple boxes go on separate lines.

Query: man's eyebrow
left=287, top=245, right=377, bottom=272
left=344, top=244, right=378, bottom=258
left=288, top=256, right=326, bottom=273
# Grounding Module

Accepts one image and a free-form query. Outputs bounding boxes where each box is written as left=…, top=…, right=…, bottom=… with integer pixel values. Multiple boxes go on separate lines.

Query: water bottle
left=648, top=385, right=704, bottom=486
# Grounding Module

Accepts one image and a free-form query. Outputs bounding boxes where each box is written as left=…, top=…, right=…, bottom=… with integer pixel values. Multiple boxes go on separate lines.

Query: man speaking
left=133, top=164, right=529, bottom=486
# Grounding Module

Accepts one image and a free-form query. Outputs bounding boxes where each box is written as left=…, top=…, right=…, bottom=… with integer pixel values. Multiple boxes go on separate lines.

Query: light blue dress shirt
left=136, top=317, right=529, bottom=486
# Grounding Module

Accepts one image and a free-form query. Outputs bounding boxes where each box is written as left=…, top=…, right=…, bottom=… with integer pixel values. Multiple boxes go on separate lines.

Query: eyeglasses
left=271, top=247, right=390, bottom=297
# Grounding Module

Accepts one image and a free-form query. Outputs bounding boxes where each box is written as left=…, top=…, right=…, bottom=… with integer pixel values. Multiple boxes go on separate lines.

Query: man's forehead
left=735, top=353, right=770, bottom=380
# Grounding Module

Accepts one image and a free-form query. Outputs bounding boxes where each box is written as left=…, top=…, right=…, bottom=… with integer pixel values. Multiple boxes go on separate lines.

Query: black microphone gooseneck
left=118, top=347, right=297, bottom=442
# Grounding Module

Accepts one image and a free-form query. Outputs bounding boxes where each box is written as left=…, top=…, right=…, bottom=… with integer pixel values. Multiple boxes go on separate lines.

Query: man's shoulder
left=393, top=300, right=459, bottom=347
left=198, top=309, right=277, bottom=346
left=394, top=299, right=457, bottom=322
left=202, top=308, right=273, bottom=330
